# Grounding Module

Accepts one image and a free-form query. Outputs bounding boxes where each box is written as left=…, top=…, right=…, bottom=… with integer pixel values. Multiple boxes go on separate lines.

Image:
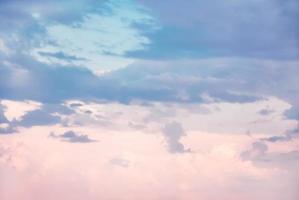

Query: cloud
left=258, top=108, right=275, bottom=116
left=0, top=0, right=158, bottom=74
left=260, top=124, right=299, bottom=143
left=0, top=1, right=298, bottom=109
left=162, top=121, right=190, bottom=153
left=0, top=105, right=8, bottom=124
left=69, top=102, right=84, bottom=108
left=135, top=0, right=299, bottom=59
left=1, top=57, right=299, bottom=130
left=0, top=124, right=18, bottom=134
left=128, top=121, right=147, bottom=130
left=15, top=109, right=61, bottom=127
left=0, top=102, right=75, bottom=131
left=241, top=141, right=268, bottom=161
left=261, top=135, right=291, bottom=143
left=0, top=38, right=10, bottom=55
left=110, top=157, right=130, bottom=168
left=0, top=100, right=42, bottom=121
left=37, top=51, right=86, bottom=62
left=50, top=130, right=96, bottom=143
left=241, top=139, right=299, bottom=171
left=10, top=103, right=71, bottom=128
left=0, top=1, right=298, bottom=199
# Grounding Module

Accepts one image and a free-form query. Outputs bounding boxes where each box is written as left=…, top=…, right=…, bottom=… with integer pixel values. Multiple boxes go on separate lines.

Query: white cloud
left=0, top=100, right=42, bottom=121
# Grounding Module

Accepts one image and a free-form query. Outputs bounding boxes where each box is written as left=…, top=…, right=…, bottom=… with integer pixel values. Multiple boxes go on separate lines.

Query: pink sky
left=0, top=99, right=298, bottom=200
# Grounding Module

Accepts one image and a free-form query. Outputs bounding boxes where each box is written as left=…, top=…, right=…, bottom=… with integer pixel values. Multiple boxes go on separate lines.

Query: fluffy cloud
left=241, top=140, right=299, bottom=172
left=162, top=121, right=190, bottom=153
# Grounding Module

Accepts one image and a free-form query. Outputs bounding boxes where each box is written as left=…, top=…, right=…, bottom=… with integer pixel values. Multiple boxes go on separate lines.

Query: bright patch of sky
left=30, top=0, right=159, bottom=74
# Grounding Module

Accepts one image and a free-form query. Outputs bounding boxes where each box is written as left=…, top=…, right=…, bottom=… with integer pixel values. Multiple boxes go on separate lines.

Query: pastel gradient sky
left=0, top=0, right=299, bottom=200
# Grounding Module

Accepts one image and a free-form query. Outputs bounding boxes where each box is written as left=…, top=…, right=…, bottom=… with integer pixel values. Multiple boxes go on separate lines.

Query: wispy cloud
left=49, top=130, right=96, bottom=143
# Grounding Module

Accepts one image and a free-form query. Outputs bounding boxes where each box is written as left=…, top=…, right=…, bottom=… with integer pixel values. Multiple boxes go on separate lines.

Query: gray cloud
left=260, top=124, right=299, bottom=143
left=0, top=125, right=18, bottom=134
left=15, top=109, right=61, bottom=127
left=0, top=0, right=298, bottom=125
left=128, top=121, right=147, bottom=130
left=110, top=157, right=130, bottom=168
left=0, top=104, right=8, bottom=124
left=50, top=130, right=96, bottom=143
left=37, top=51, right=86, bottom=62
left=1, top=23, right=299, bottom=133
left=241, top=141, right=299, bottom=170
left=0, top=104, right=17, bottom=134
left=0, top=103, right=75, bottom=132
left=261, top=135, right=291, bottom=143
left=69, top=103, right=84, bottom=108
left=135, top=0, right=299, bottom=59
left=11, top=103, right=73, bottom=127
left=1, top=57, right=299, bottom=123
left=258, top=108, right=275, bottom=116
left=241, top=141, right=268, bottom=161
left=162, top=121, right=190, bottom=153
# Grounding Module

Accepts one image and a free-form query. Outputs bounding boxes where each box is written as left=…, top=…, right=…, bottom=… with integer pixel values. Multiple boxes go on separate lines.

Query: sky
left=0, top=0, right=299, bottom=199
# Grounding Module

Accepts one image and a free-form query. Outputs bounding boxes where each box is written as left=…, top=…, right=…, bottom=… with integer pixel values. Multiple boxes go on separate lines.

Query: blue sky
left=0, top=1, right=299, bottom=200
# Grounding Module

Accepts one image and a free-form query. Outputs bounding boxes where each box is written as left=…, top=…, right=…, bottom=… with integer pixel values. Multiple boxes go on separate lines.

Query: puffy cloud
left=241, top=141, right=268, bottom=161
left=162, top=121, right=190, bottom=153
left=241, top=140, right=299, bottom=173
